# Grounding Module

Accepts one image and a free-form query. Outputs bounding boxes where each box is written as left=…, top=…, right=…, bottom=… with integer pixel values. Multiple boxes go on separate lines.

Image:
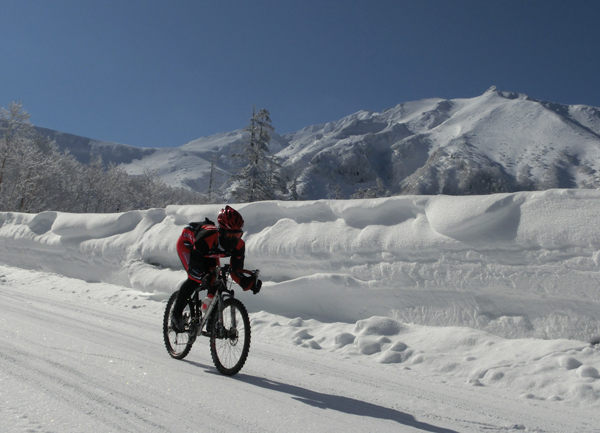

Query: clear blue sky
left=1, top=0, right=599, bottom=148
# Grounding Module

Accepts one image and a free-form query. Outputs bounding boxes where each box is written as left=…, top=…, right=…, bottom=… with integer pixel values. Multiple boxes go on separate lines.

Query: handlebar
left=214, top=264, right=259, bottom=279
left=212, top=265, right=260, bottom=296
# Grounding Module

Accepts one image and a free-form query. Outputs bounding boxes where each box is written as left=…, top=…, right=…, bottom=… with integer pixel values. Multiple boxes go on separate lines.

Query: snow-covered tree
left=351, top=178, right=388, bottom=199
left=206, top=156, right=226, bottom=203
left=0, top=102, right=207, bottom=213
left=0, top=102, right=59, bottom=212
left=0, top=102, right=33, bottom=193
left=327, top=183, right=345, bottom=200
left=516, top=164, right=535, bottom=191
left=227, top=107, right=288, bottom=202
left=43, top=150, right=85, bottom=212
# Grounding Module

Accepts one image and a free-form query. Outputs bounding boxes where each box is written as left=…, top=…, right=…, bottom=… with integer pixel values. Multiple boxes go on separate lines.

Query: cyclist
left=170, top=205, right=261, bottom=333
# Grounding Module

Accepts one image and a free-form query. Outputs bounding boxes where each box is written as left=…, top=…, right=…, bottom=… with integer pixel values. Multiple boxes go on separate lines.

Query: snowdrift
left=1, top=189, right=599, bottom=340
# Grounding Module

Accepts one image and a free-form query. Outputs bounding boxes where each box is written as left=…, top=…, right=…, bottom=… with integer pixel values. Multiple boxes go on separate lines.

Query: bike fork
left=230, top=299, right=237, bottom=329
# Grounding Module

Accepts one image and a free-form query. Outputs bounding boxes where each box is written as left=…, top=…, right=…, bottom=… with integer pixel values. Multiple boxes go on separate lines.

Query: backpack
left=187, top=217, right=218, bottom=241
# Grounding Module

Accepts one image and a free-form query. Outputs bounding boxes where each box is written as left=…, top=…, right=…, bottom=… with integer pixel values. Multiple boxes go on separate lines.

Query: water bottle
left=201, top=294, right=214, bottom=316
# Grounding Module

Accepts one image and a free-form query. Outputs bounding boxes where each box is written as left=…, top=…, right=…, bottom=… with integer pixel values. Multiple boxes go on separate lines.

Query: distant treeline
left=0, top=102, right=205, bottom=213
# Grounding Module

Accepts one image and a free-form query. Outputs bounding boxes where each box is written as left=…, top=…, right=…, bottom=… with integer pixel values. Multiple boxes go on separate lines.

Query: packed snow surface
left=1, top=190, right=600, bottom=431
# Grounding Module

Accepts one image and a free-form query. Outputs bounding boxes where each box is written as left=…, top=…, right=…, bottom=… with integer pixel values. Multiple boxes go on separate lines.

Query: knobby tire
left=163, top=290, right=195, bottom=360
left=209, top=298, right=251, bottom=376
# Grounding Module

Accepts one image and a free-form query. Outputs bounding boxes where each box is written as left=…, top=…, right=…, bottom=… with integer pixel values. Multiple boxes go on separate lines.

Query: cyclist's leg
left=172, top=279, right=200, bottom=319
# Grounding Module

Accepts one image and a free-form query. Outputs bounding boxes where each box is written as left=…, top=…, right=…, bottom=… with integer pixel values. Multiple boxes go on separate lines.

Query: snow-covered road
left=1, top=266, right=597, bottom=433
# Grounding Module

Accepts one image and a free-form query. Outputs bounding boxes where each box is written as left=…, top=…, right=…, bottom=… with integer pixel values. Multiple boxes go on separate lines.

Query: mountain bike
left=163, top=264, right=255, bottom=376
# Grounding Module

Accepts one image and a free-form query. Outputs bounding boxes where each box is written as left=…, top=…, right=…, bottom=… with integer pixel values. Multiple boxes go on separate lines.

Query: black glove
left=253, top=278, right=262, bottom=295
left=240, top=273, right=261, bottom=294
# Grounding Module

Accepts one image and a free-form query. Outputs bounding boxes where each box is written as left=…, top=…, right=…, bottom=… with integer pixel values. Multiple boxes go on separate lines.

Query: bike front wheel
left=163, top=290, right=195, bottom=360
left=209, top=298, right=251, bottom=376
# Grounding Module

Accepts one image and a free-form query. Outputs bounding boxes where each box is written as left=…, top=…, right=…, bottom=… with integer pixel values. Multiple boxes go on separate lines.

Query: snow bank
left=251, top=311, right=600, bottom=405
left=1, top=189, right=599, bottom=340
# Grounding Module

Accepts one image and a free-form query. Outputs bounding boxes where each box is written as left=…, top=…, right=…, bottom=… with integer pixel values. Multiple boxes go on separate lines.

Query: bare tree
left=0, top=102, right=207, bottom=213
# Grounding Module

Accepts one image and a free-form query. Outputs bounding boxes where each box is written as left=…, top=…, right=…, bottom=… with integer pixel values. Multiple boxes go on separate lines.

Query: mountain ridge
left=38, top=87, right=600, bottom=200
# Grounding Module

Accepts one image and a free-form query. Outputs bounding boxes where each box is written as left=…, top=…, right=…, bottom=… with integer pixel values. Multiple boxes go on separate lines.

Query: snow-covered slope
left=282, top=87, right=600, bottom=198
left=40, top=126, right=290, bottom=193
left=1, top=190, right=599, bottom=341
left=34, top=126, right=154, bottom=165
left=135, top=130, right=289, bottom=192
left=41, top=88, right=600, bottom=199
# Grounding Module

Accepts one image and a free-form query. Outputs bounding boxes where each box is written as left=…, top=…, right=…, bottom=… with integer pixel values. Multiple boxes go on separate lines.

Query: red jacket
left=176, top=222, right=247, bottom=288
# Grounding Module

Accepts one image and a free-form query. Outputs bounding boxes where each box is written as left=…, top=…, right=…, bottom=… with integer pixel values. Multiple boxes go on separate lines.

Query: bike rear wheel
left=209, top=298, right=251, bottom=376
left=163, top=290, right=195, bottom=360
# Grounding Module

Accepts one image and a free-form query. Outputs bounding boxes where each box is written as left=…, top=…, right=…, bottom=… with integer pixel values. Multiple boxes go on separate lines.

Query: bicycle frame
left=195, top=265, right=237, bottom=338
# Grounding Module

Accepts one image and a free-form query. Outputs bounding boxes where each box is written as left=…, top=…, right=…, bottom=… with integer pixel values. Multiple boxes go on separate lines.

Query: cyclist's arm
left=230, top=241, right=245, bottom=282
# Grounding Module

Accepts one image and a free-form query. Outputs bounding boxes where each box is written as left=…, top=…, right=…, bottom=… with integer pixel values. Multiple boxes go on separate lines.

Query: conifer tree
left=227, top=107, right=288, bottom=202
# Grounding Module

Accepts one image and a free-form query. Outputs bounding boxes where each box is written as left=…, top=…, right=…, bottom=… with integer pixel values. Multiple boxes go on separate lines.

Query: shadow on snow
left=234, top=373, right=459, bottom=433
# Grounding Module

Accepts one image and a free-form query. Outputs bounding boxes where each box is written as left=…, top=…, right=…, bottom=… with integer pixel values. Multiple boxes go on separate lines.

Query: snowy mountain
left=41, top=87, right=600, bottom=199
left=34, top=126, right=152, bottom=165
left=282, top=86, right=600, bottom=198
left=39, top=126, right=289, bottom=194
